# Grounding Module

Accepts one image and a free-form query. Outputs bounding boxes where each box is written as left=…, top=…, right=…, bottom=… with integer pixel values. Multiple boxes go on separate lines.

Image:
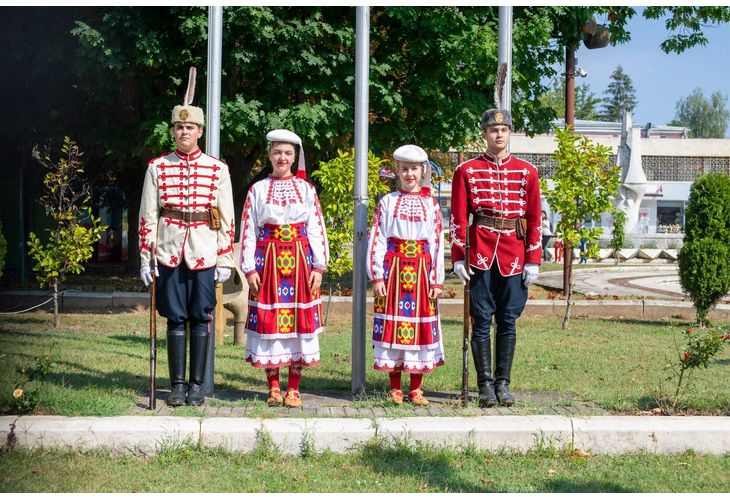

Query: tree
left=678, top=173, right=730, bottom=326
left=27, top=138, right=107, bottom=328
left=540, top=127, right=621, bottom=329
left=599, top=65, right=637, bottom=122
left=644, top=6, right=730, bottom=54
left=540, top=79, right=602, bottom=121
left=610, top=208, right=626, bottom=264
left=3, top=6, right=729, bottom=277
left=669, top=87, right=730, bottom=138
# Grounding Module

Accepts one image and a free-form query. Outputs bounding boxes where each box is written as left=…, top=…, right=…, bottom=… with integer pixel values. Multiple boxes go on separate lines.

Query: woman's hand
left=373, top=282, right=386, bottom=297
left=309, top=271, right=322, bottom=293
left=247, top=272, right=261, bottom=294
left=429, top=286, right=442, bottom=300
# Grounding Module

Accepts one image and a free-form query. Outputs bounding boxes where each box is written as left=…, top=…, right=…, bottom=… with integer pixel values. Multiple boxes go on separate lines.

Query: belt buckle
left=183, top=211, right=192, bottom=223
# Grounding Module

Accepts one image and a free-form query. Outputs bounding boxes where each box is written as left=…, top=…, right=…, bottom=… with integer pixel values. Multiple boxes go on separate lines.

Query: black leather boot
left=166, top=328, right=187, bottom=407
left=494, top=335, right=516, bottom=406
left=471, top=340, right=497, bottom=408
left=186, top=327, right=209, bottom=406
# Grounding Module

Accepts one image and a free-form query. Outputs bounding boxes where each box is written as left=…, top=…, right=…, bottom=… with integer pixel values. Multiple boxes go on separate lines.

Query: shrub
left=311, top=149, right=390, bottom=279
left=678, top=238, right=730, bottom=325
left=658, top=326, right=729, bottom=413
left=679, top=173, right=730, bottom=325
left=610, top=208, right=626, bottom=256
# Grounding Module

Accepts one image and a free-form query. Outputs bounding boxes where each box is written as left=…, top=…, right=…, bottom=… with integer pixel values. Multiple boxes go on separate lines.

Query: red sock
left=287, top=364, right=303, bottom=392
left=410, top=373, right=423, bottom=392
left=265, top=368, right=280, bottom=390
left=389, top=371, right=402, bottom=391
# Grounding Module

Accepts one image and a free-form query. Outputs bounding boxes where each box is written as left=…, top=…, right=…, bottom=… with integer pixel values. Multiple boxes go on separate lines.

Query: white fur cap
left=171, top=105, right=205, bottom=126
left=393, top=144, right=428, bottom=163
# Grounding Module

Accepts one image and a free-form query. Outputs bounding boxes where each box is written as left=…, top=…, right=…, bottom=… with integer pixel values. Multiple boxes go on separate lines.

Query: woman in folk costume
left=367, top=145, right=445, bottom=406
left=239, top=129, right=329, bottom=408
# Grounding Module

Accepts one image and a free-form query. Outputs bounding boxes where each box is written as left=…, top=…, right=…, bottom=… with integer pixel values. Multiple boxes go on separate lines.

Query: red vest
left=450, top=152, right=542, bottom=276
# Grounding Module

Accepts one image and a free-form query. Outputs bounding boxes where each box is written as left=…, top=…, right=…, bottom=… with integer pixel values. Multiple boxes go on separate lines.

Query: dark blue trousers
left=156, top=263, right=215, bottom=334
left=469, top=265, right=528, bottom=343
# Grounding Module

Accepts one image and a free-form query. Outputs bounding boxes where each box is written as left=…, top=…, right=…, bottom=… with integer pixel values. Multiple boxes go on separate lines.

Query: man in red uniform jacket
left=450, top=108, right=542, bottom=407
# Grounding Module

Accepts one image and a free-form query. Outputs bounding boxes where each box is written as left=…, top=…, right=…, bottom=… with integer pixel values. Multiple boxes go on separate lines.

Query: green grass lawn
left=1, top=442, right=728, bottom=493
left=1, top=311, right=728, bottom=416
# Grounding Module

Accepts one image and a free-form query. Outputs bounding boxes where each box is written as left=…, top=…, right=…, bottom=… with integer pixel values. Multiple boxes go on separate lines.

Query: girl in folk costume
left=239, top=130, right=329, bottom=408
left=367, top=145, right=445, bottom=406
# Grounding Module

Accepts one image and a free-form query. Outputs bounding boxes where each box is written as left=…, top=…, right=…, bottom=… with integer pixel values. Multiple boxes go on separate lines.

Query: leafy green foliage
left=659, top=326, right=729, bottom=413
left=669, top=87, right=730, bottom=138
left=541, top=127, right=621, bottom=328
left=610, top=209, right=626, bottom=258
left=599, top=65, right=637, bottom=122
left=10, top=349, right=58, bottom=413
left=678, top=173, right=730, bottom=325
left=311, top=150, right=390, bottom=278
left=27, top=137, right=107, bottom=327
left=541, top=127, right=621, bottom=256
left=540, top=79, right=602, bottom=121
left=678, top=239, right=730, bottom=325
left=644, top=6, right=730, bottom=54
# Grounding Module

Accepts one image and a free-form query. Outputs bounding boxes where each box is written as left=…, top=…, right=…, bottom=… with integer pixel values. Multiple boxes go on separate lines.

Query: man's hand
left=309, top=271, right=322, bottom=293
left=453, top=260, right=473, bottom=285
left=247, top=272, right=261, bottom=294
left=140, top=265, right=159, bottom=287
left=522, top=263, right=539, bottom=287
left=429, top=286, right=443, bottom=300
left=372, top=282, right=386, bottom=297
left=215, top=267, right=232, bottom=283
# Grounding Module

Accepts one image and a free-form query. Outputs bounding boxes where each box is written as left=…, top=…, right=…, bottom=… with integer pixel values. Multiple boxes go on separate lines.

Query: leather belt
left=475, top=214, right=517, bottom=230
left=160, top=208, right=210, bottom=223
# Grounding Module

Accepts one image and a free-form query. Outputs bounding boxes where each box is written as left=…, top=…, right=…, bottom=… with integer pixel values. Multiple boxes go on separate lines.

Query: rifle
left=149, top=244, right=157, bottom=410
left=460, top=214, right=471, bottom=407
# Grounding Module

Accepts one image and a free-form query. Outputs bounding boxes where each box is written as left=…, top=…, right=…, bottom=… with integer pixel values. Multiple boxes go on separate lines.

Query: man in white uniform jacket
left=138, top=70, right=235, bottom=406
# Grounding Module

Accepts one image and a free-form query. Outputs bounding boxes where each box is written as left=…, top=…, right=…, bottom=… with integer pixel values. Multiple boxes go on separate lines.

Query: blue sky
left=565, top=8, right=730, bottom=135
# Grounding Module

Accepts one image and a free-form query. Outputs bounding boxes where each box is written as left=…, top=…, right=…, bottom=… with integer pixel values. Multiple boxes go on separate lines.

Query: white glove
left=140, top=265, right=159, bottom=287
left=522, top=263, right=539, bottom=287
left=215, top=267, right=232, bottom=283
left=453, top=260, right=473, bottom=285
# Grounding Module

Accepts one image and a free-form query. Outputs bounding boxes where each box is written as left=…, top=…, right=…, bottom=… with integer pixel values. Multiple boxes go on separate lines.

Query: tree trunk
left=562, top=267, right=574, bottom=330
left=52, top=280, right=59, bottom=328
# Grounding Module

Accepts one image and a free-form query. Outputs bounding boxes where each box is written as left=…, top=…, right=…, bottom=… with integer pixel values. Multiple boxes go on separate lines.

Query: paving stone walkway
left=131, top=389, right=607, bottom=418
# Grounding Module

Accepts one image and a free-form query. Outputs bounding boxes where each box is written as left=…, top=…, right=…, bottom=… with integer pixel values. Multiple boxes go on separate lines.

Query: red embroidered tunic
left=450, top=152, right=542, bottom=276
left=138, top=148, right=235, bottom=270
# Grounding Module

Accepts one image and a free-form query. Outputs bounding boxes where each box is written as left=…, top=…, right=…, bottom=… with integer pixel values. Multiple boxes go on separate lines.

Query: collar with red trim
left=175, top=148, right=203, bottom=161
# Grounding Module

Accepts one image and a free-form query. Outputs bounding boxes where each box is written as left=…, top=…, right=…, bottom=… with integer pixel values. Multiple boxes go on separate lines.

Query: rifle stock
left=460, top=217, right=471, bottom=407
left=149, top=246, right=157, bottom=410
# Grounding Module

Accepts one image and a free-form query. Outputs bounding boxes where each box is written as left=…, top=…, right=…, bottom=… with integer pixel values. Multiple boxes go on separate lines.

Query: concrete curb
left=3, top=415, right=729, bottom=456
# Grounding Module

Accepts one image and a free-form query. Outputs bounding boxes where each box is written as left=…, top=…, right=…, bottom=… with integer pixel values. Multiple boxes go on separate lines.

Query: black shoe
left=186, top=384, right=205, bottom=406
left=495, top=382, right=516, bottom=406
left=166, top=384, right=187, bottom=407
left=471, top=340, right=497, bottom=408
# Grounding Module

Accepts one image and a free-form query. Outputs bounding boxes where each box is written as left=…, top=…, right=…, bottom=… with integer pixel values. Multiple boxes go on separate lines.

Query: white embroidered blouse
left=239, top=175, right=329, bottom=276
left=367, top=190, right=445, bottom=287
